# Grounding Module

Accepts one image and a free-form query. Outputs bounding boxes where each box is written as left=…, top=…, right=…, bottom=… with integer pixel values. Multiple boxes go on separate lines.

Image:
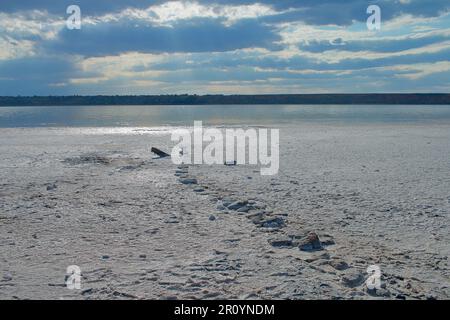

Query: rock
left=179, top=178, right=198, bottom=185
left=46, top=183, right=57, bottom=191
left=194, top=187, right=205, bottom=193
left=236, top=205, right=251, bottom=213
left=268, top=237, right=293, bottom=248
left=2, top=273, right=13, bottom=282
left=329, top=259, right=349, bottom=271
left=261, top=217, right=285, bottom=229
left=388, top=278, right=397, bottom=285
left=209, top=215, right=216, bottom=221
left=81, top=288, right=93, bottom=295
left=221, top=198, right=234, bottom=207
left=320, top=234, right=336, bottom=246
left=248, top=212, right=265, bottom=224
left=151, top=147, right=170, bottom=158
left=367, top=287, right=391, bottom=297
left=112, top=291, right=138, bottom=299
left=227, top=200, right=248, bottom=210
left=250, top=216, right=264, bottom=225
left=341, top=269, right=365, bottom=288
left=247, top=211, right=265, bottom=219
left=298, top=232, right=323, bottom=252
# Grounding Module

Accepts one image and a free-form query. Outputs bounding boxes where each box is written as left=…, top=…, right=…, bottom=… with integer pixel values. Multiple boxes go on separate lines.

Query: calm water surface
left=1, top=105, right=450, bottom=127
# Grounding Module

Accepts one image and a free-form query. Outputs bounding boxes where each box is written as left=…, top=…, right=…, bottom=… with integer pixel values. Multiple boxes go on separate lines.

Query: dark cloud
left=44, top=18, right=281, bottom=56
left=0, top=56, right=79, bottom=95
left=0, top=56, right=77, bottom=80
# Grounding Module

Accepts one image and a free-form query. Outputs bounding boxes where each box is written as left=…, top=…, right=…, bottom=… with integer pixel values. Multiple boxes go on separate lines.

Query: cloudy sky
left=0, top=0, right=449, bottom=95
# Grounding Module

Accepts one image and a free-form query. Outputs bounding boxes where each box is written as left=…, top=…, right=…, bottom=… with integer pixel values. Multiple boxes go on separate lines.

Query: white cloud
left=1, top=2, right=449, bottom=94
left=0, top=36, right=35, bottom=60
left=305, top=40, right=450, bottom=64
left=0, top=11, right=63, bottom=40
left=387, top=61, right=450, bottom=79
left=95, top=1, right=284, bottom=27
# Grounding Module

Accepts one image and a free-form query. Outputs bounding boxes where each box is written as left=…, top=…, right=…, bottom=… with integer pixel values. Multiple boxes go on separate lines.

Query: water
left=1, top=105, right=450, bottom=127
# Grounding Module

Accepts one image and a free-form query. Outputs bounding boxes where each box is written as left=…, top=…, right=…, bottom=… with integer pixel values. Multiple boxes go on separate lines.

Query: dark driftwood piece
left=151, top=147, right=171, bottom=158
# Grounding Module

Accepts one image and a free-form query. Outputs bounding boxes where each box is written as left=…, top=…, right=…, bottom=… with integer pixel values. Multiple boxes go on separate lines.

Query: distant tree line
left=0, top=94, right=449, bottom=106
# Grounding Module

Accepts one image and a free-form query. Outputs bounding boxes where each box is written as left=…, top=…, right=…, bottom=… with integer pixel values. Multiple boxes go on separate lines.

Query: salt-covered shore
left=0, top=124, right=449, bottom=299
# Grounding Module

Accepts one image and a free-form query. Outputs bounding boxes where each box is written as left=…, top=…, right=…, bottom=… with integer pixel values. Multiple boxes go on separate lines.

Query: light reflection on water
left=1, top=104, right=450, bottom=128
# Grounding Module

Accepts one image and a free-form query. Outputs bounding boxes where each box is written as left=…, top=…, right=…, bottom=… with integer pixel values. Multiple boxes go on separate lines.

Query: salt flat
left=0, top=124, right=449, bottom=299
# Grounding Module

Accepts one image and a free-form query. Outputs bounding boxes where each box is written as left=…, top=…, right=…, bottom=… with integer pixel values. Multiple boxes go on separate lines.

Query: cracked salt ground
left=0, top=124, right=449, bottom=299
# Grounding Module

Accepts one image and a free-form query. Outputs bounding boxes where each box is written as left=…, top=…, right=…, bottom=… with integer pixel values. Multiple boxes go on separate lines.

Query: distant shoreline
left=1, top=94, right=450, bottom=106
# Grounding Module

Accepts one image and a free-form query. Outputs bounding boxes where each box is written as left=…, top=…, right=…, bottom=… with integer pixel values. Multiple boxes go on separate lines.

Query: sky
left=0, top=0, right=449, bottom=95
